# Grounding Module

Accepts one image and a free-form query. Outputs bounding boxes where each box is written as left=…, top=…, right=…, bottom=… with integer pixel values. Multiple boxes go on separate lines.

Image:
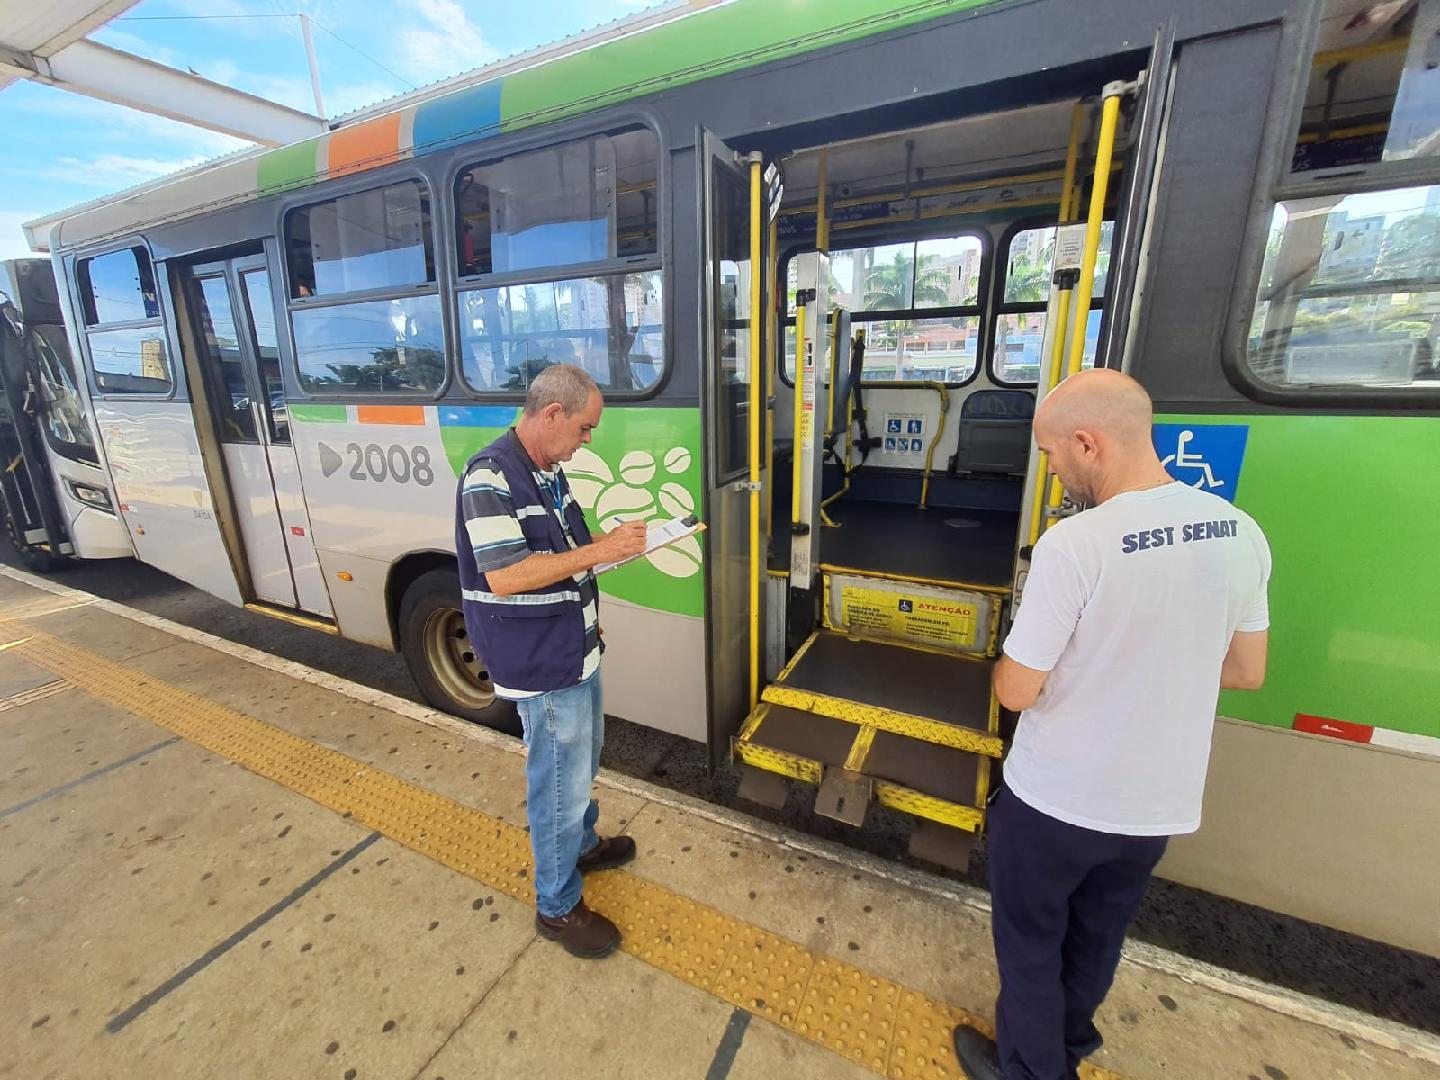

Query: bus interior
left=731, top=66, right=1144, bottom=863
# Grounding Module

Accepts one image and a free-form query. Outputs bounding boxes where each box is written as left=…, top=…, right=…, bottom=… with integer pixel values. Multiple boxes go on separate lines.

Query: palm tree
left=864, top=249, right=949, bottom=374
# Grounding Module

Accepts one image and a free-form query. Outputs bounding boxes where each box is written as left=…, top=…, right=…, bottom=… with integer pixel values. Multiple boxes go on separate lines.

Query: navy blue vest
left=455, top=429, right=598, bottom=695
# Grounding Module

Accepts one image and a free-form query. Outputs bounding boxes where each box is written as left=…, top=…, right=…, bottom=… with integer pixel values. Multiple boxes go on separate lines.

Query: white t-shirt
left=1002, top=482, right=1271, bottom=836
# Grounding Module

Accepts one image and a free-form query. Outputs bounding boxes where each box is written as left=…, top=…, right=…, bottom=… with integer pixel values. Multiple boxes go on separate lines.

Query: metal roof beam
left=6, top=38, right=325, bottom=147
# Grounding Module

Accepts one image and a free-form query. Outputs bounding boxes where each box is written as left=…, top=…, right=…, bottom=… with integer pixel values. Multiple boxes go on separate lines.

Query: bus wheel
left=1, top=501, right=66, bottom=574
left=398, top=567, right=520, bottom=736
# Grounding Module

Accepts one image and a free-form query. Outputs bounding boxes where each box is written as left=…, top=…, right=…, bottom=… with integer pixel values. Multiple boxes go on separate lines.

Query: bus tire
left=398, top=567, right=521, bottom=736
left=1, top=500, right=66, bottom=574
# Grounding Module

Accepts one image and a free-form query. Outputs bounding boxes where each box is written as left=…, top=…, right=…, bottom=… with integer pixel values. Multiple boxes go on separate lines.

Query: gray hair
left=523, top=364, right=599, bottom=417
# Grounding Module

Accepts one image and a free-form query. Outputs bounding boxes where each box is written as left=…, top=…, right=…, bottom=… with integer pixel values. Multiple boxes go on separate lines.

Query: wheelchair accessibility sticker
left=1152, top=423, right=1249, bottom=503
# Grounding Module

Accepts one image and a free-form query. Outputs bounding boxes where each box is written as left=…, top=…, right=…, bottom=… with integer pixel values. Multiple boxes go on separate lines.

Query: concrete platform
left=1, top=569, right=1437, bottom=1080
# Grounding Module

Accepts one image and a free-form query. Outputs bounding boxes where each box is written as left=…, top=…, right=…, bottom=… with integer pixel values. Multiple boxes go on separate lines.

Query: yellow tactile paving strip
left=0, top=618, right=1122, bottom=1080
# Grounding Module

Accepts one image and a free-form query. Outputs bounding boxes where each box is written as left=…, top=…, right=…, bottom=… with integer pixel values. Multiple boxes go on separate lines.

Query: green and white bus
left=15, top=0, right=1439, bottom=960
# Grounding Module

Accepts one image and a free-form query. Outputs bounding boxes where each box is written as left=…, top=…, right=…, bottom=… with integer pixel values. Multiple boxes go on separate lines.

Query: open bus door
left=1018, top=30, right=1175, bottom=565
left=699, top=131, right=765, bottom=767
left=0, top=281, right=70, bottom=571
left=170, top=251, right=333, bottom=619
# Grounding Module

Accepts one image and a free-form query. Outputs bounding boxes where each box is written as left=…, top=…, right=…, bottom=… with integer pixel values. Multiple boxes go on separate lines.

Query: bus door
left=1018, top=33, right=1174, bottom=563
left=699, top=131, right=763, bottom=764
left=177, top=255, right=332, bottom=616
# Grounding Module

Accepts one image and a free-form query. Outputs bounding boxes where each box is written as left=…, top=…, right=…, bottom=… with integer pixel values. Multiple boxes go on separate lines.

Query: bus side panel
left=96, top=400, right=244, bottom=605
left=1152, top=412, right=1440, bottom=959
left=289, top=403, right=709, bottom=741
left=1162, top=720, right=1440, bottom=959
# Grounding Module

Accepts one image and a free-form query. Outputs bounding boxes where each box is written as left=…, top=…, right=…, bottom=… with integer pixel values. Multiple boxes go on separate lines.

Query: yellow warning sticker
left=839, top=584, right=979, bottom=649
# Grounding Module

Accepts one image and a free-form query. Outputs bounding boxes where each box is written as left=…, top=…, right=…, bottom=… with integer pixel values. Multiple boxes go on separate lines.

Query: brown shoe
left=576, top=835, right=636, bottom=874
left=535, top=900, right=621, bottom=959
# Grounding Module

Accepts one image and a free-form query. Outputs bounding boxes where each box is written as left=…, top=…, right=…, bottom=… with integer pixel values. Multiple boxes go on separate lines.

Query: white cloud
left=0, top=212, right=46, bottom=261
left=398, top=0, right=501, bottom=82
left=44, top=153, right=214, bottom=188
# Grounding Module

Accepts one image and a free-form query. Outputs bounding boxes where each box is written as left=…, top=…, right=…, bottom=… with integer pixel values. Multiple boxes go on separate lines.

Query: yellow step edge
left=243, top=602, right=339, bottom=634
left=733, top=724, right=987, bottom=834
left=761, top=684, right=1004, bottom=759
left=818, top=562, right=1013, bottom=597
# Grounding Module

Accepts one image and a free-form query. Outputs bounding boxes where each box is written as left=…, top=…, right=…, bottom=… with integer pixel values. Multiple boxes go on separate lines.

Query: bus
left=16, top=0, right=1439, bottom=961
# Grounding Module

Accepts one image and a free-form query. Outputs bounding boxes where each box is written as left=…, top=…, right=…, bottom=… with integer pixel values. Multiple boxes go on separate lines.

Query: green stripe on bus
left=498, top=0, right=1001, bottom=131
left=289, top=404, right=349, bottom=423
left=258, top=138, right=324, bottom=194
left=1158, top=413, right=1440, bottom=740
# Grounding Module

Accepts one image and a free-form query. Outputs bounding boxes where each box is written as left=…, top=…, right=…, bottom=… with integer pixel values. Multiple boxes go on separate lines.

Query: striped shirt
left=459, top=459, right=600, bottom=699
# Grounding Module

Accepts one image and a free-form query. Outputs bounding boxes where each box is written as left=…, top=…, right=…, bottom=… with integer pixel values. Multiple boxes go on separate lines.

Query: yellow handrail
left=747, top=159, right=763, bottom=710
left=818, top=328, right=863, bottom=520
left=1028, top=101, right=1086, bottom=548
left=857, top=379, right=949, bottom=510
left=1045, top=89, right=1124, bottom=522
left=764, top=214, right=778, bottom=545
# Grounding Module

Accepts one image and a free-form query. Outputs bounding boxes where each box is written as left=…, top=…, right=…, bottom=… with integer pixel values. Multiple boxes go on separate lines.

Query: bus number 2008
left=345, top=443, right=436, bottom=486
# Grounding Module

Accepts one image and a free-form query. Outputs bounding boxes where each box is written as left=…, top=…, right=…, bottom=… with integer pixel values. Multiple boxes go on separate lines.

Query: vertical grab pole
left=747, top=159, right=764, bottom=710
left=1028, top=102, right=1086, bottom=548
left=1046, top=86, right=1125, bottom=520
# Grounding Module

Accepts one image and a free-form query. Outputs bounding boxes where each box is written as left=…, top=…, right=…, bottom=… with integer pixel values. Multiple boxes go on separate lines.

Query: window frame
left=987, top=216, right=1107, bottom=388
left=777, top=225, right=991, bottom=389
left=280, top=169, right=450, bottom=401
left=448, top=122, right=666, bottom=401
left=72, top=239, right=176, bottom=399
left=1222, top=4, right=1440, bottom=409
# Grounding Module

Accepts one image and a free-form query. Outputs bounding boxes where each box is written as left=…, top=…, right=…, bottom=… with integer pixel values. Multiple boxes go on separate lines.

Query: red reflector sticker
left=1293, top=713, right=1374, bottom=744
left=291, top=526, right=305, bottom=537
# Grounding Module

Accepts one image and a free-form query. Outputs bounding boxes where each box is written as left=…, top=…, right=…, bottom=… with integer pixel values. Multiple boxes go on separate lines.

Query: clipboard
left=594, top=514, right=706, bottom=575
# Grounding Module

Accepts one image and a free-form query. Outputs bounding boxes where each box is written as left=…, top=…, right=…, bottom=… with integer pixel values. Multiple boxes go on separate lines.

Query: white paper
left=594, top=516, right=704, bottom=575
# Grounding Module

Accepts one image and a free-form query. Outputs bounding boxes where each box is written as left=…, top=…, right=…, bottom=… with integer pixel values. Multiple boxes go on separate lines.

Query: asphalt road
left=3, top=540, right=1435, bottom=1033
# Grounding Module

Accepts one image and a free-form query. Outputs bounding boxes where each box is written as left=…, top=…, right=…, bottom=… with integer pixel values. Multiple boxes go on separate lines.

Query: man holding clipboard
left=455, top=364, right=661, bottom=959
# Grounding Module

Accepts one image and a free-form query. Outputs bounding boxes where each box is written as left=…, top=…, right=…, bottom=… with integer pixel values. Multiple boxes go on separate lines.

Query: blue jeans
left=514, top=671, right=604, bottom=919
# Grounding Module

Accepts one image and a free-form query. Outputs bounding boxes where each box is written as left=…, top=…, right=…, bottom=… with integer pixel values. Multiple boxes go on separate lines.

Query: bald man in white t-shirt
left=953, top=369, right=1271, bottom=1080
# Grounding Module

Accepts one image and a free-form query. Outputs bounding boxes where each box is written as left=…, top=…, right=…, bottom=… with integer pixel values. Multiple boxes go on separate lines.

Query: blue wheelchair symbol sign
left=1152, top=423, right=1249, bottom=503
left=887, top=418, right=902, bottom=433
left=898, top=599, right=914, bottom=612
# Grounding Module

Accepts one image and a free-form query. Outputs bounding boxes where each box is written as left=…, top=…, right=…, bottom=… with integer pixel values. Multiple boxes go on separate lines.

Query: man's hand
left=594, top=520, right=647, bottom=563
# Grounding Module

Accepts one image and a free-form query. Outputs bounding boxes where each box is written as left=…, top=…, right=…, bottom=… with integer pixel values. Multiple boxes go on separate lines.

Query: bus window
left=192, top=274, right=259, bottom=442
left=455, top=129, right=658, bottom=279
left=990, top=222, right=1109, bottom=385
left=457, top=271, right=662, bottom=391
left=784, top=232, right=986, bottom=385
left=76, top=245, right=172, bottom=395
left=453, top=127, right=663, bottom=395
left=239, top=269, right=289, bottom=444
left=77, top=246, right=160, bottom=325
left=1235, top=0, right=1440, bottom=399
left=1245, top=186, right=1440, bottom=389
left=286, top=180, right=434, bottom=298
left=285, top=180, right=445, bottom=396
left=29, top=324, right=98, bottom=465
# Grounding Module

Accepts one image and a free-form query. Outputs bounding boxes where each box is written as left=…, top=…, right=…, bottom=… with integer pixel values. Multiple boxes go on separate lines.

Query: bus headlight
left=67, top=480, right=113, bottom=511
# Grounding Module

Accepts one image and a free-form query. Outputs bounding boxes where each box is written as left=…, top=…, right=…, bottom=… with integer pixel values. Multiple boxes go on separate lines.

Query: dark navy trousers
left=986, top=783, right=1168, bottom=1080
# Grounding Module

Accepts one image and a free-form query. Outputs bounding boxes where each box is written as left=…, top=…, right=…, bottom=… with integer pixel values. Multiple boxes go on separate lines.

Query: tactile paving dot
left=713, top=927, right=817, bottom=1029
left=5, top=619, right=1136, bottom=1080
left=800, top=955, right=902, bottom=1072
left=888, top=990, right=989, bottom=1080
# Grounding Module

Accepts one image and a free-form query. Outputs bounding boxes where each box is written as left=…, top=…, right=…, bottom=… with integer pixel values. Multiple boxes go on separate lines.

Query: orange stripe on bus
left=327, top=113, right=403, bottom=178
left=356, top=405, right=426, bottom=426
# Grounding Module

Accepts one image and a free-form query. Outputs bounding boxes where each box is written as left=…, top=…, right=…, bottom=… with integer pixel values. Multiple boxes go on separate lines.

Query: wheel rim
left=422, top=607, right=497, bottom=711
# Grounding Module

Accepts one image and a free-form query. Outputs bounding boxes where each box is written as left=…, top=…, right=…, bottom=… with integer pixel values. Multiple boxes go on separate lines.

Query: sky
left=0, top=0, right=657, bottom=260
